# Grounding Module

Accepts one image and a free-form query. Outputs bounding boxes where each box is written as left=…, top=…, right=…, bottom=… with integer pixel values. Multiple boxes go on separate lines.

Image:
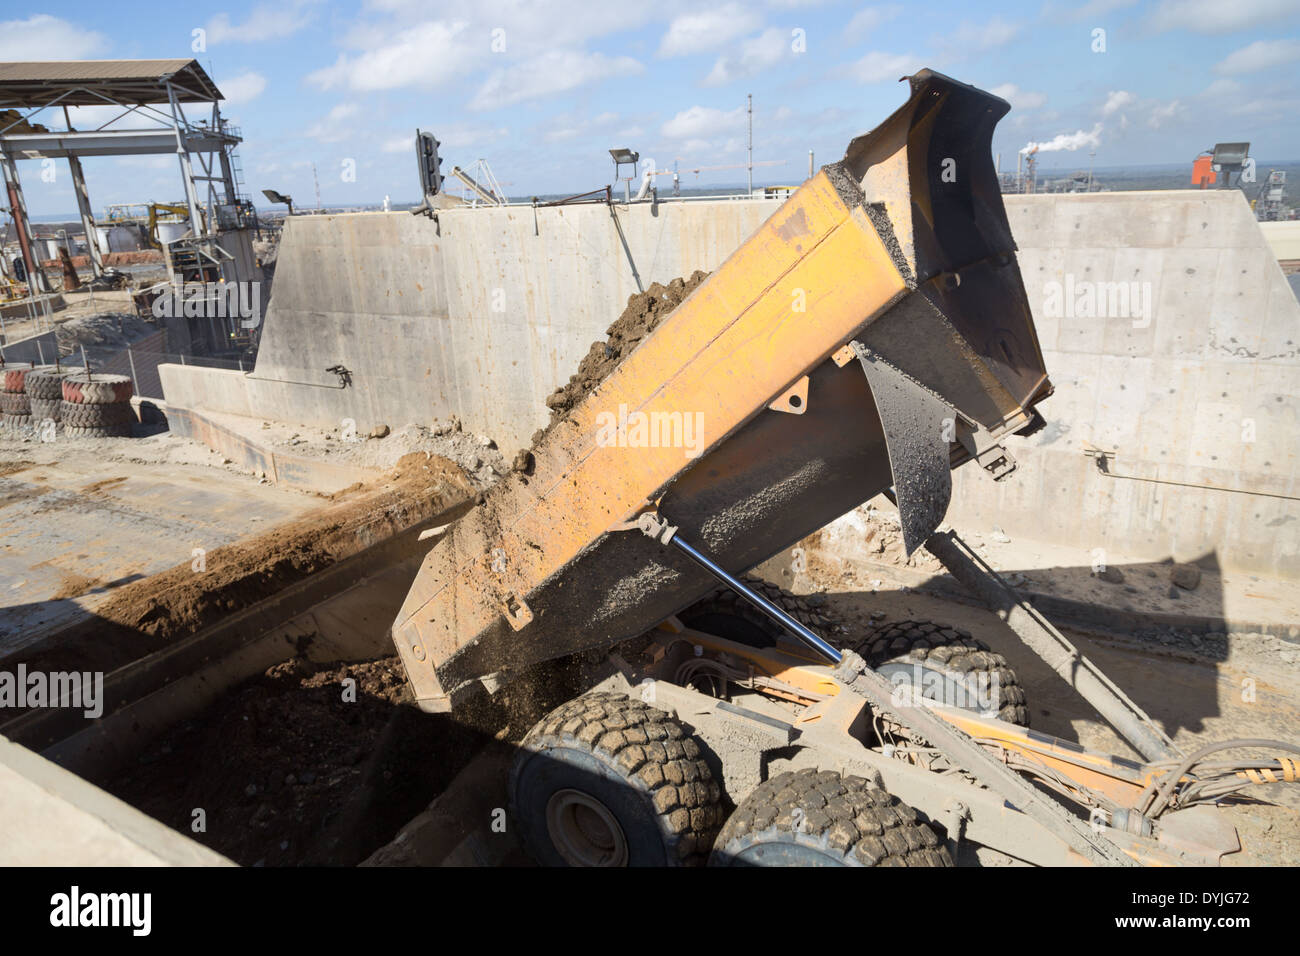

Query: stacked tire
left=1, top=363, right=35, bottom=431
left=60, top=372, right=135, bottom=439
left=22, top=366, right=69, bottom=429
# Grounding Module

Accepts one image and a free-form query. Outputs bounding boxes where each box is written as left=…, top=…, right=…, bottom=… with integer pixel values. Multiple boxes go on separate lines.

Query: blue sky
left=6, top=0, right=1299, bottom=218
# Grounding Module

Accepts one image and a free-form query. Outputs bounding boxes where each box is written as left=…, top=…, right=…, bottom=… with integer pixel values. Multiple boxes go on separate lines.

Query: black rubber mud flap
left=852, top=342, right=956, bottom=555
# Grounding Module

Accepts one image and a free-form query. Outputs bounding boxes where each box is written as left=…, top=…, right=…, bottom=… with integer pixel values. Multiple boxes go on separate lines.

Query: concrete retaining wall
left=162, top=190, right=1299, bottom=578
left=161, top=199, right=778, bottom=454
left=946, top=191, right=1298, bottom=579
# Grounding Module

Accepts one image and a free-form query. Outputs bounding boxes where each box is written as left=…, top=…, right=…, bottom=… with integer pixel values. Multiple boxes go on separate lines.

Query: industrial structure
left=0, top=60, right=262, bottom=352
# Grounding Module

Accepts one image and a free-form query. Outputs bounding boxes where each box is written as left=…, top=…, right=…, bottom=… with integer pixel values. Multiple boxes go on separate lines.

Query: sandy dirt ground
left=0, top=433, right=322, bottom=657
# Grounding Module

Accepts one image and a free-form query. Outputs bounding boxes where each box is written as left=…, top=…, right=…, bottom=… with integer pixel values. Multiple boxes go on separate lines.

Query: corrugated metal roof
left=0, top=59, right=223, bottom=107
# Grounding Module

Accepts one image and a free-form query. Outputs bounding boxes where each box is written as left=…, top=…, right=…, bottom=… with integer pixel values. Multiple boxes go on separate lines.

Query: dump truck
left=390, top=71, right=1300, bottom=867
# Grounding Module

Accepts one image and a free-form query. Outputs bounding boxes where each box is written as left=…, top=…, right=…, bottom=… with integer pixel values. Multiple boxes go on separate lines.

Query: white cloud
left=471, top=50, right=643, bottom=110
left=844, top=51, right=920, bottom=84
left=845, top=5, right=904, bottom=37
left=1213, top=38, right=1300, bottom=75
left=219, top=72, right=267, bottom=105
left=1146, top=99, right=1184, bottom=128
left=942, top=18, right=1023, bottom=53
left=0, top=14, right=106, bottom=59
left=661, top=105, right=748, bottom=139
left=305, top=103, right=360, bottom=143
left=439, top=125, right=512, bottom=149
left=703, top=28, right=793, bottom=86
left=1201, top=77, right=1244, bottom=97
left=62, top=105, right=154, bottom=130
left=1101, top=89, right=1136, bottom=115
left=1047, top=0, right=1139, bottom=21
left=658, top=4, right=764, bottom=57
left=1021, top=123, right=1103, bottom=154
left=308, top=20, right=478, bottom=92
left=990, top=83, right=1048, bottom=110
left=206, top=0, right=322, bottom=44
left=1149, top=0, right=1300, bottom=33
left=541, top=111, right=624, bottom=143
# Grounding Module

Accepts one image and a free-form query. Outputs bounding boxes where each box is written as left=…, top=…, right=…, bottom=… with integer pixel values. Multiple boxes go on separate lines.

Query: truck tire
left=24, top=369, right=72, bottom=401
left=510, top=691, right=724, bottom=866
left=59, top=400, right=134, bottom=428
left=63, top=423, right=131, bottom=439
left=711, top=768, right=951, bottom=866
left=62, top=374, right=133, bottom=405
left=29, top=398, right=61, bottom=423
left=857, top=620, right=1029, bottom=726
left=0, top=391, right=31, bottom=415
left=679, top=574, right=836, bottom=648
left=3, top=364, right=34, bottom=393
left=2, top=412, right=32, bottom=430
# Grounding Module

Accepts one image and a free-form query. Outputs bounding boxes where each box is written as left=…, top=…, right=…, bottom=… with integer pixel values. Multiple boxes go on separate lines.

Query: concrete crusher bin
left=391, top=70, right=1051, bottom=712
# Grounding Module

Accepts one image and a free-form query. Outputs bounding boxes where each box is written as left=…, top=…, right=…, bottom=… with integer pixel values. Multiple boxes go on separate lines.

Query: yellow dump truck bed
left=392, top=70, right=1050, bottom=712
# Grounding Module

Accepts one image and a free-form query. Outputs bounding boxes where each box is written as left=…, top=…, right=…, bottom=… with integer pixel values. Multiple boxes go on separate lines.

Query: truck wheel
left=0, top=391, right=31, bottom=415
left=711, top=768, right=951, bottom=866
left=3, top=364, right=34, bottom=394
left=29, top=398, right=61, bottom=423
left=510, top=691, right=723, bottom=866
left=60, top=400, right=134, bottom=428
left=62, top=374, right=133, bottom=405
left=858, top=620, right=1029, bottom=725
left=680, top=574, right=836, bottom=648
left=23, top=369, right=70, bottom=401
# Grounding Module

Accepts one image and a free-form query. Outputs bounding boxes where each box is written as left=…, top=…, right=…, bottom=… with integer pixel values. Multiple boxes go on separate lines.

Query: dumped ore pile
left=5, top=453, right=473, bottom=678
left=539, top=270, right=710, bottom=432
left=95, top=653, right=583, bottom=866
left=98, top=657, right=485, bottom=866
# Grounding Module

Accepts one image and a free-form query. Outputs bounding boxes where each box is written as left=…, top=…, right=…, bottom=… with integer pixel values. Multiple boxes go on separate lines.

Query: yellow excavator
left=389, top=70, right=1299, bottom=867
left=144, top=202, right=200, bottom=249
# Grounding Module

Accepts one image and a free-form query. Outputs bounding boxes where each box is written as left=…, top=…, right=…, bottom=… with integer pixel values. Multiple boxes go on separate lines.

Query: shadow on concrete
left=0, top=573, right=145, bottom=660
left=817, top=549, right=1233, bottom=745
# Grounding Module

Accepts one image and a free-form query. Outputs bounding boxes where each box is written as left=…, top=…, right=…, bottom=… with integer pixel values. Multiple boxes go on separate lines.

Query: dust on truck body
left=392, top=70, right=1048, bottom=709
left=390, top=71, right=1296, bottom=867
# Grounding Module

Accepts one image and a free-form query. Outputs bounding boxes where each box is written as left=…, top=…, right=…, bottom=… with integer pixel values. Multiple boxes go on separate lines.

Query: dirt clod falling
left=538, top=270, right=710, bottom=431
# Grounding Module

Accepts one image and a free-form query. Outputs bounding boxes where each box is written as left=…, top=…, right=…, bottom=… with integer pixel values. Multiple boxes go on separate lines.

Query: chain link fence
left=96, top=347, right=247, bottom=400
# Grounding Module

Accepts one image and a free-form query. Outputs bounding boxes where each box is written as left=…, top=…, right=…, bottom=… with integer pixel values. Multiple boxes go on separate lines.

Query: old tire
left=680, top=574, right=836, bottom=649
left=2, top=412, right=32, bottom=430
left=63, top=423, right=131, bottom=439
left=59, top=400, right=134, bottom=428
left=0, top=391, right=31, bottom=415
left=28, top=398, right=61, bottom=423
left=3, top=364, right=34, bottom=393
left=24, top=368, right=73, bottom=401
left=510, top=691, right=724, bottom=866
left=857, top=620, right=1029, bottom=726
left=62, top=374, right=133, bottom=405
left=711, top=769, right=952, bottom=867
